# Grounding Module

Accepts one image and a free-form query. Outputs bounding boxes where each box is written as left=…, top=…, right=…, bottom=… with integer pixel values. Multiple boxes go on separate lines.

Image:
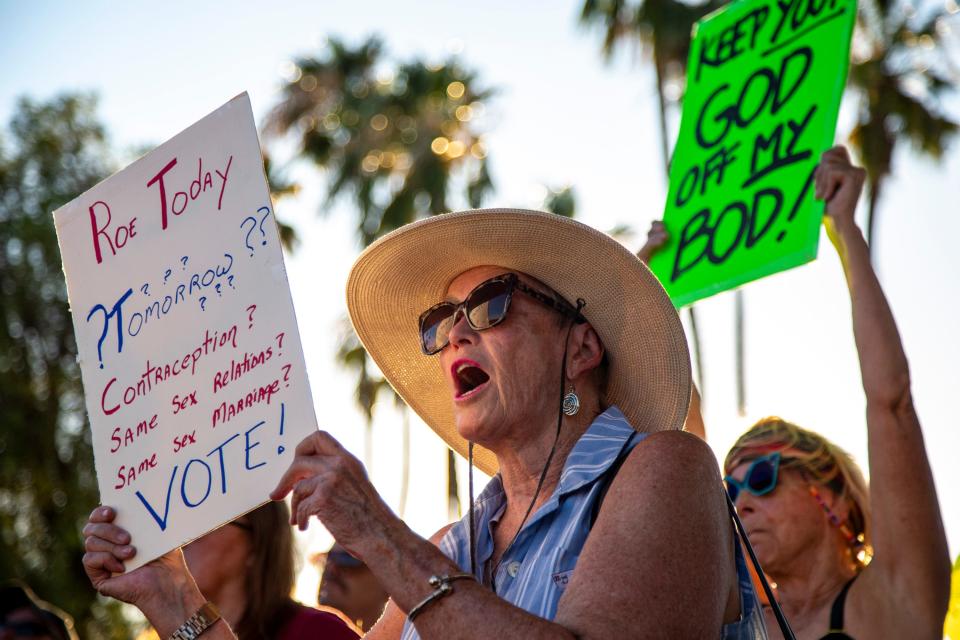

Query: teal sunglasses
left=724, top=452, right=782, bottom=503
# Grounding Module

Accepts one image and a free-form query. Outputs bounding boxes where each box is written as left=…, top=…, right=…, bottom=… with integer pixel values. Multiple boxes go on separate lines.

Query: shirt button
left=507, top=561, right=521, bottom=577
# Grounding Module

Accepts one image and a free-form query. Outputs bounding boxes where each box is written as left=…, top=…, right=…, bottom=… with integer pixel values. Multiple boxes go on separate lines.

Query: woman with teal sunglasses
left=721, top=147, right=950, bottom=640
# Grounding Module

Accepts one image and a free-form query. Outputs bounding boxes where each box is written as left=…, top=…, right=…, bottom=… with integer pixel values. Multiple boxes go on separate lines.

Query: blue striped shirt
left=401, top=406, right=766, bottom=639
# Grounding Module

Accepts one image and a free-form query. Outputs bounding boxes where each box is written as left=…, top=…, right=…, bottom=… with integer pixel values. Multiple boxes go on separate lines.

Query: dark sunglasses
left=724, top=452, right=782, bottom=503
left=228, top=520, right=252, bottom=532
left=418, top=273, right=585, bottom=355
left=324, top=548, right=365, bottom=568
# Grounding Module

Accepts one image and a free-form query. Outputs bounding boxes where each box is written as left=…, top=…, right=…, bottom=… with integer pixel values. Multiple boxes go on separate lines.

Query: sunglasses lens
left=420, top=303, right=457, bottom=354
left=746, top=459, right=777, bottom=494
left=328, top=549, right=364, bottom=568
left=466, top=279, right=512, bottom=330
left=725, top=482, right=740, bottom=503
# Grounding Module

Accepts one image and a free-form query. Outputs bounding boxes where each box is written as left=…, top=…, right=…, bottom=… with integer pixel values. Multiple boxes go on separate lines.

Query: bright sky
left=3, top=0, right=959, bottom=608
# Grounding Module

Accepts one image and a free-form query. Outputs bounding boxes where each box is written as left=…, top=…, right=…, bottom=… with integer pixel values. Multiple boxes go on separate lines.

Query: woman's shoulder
left=626, top=429, right=720, bottom=476
left=277, top=602, right=362, bottom=640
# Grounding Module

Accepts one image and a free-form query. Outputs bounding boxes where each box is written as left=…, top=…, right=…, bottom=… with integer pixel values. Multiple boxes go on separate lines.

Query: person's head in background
left=0, top=583, right=77, bottom=640
left=183, top=501, right=297, bottom=639
left=724, top=416, right=872, bottom=577
left=317, top=543, right=388, bottom=632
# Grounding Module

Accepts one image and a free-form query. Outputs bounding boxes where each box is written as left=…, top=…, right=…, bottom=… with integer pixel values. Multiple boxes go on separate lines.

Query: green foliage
left=580, top=0, right=723, bottom=72
left=265, top=35, right=495, bottom=246
left=0, top=94, right=131, bottom=637
left=265, top=36, right=497, bottom=427
left=262, top=151, right=301, bottom=253
left=542, top=186, right=577, bottom=218
left=579, top=0, right=716, bottom=394
left=847, top=0, right=958, bottom=251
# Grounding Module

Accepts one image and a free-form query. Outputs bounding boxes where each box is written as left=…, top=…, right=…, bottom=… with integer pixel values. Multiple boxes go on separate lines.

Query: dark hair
left=233, top=501, right=299, bottom=640
left=0, top=582, right=77, bottom=640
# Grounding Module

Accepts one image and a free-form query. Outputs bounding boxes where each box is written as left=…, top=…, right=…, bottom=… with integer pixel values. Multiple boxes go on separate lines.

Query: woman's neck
left=203, top=577, right=249, bottom=631
left=769, top=538, right=856, bottom=618
left=496, top=406, right=599, bottom=510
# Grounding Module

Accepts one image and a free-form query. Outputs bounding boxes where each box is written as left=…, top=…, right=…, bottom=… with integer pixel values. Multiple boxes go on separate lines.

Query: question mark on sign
left=227, top=275, right=235, bottom=289
left=281, top=364, right=291, bottom=388
left=164, top=268, right=172, bottom=284
left=277, top=402, right=286, bottom=455
left=246, top=305, right=257, bottom=329
left=241, top=216, right=257, bottom=256
left=140, top=283, right=150, bottom=296
left=199, top=296, right=207, bottom=311
left=181, top=256, right=188, bottom=269
left=215, top=283, right=222, bottom=297
left=257, top=206, right=270, bottom=246
left=275, top=332, right=285, bottom=355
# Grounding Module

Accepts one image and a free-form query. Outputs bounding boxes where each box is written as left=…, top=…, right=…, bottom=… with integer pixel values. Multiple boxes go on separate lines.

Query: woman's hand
left=636, top=220, right=669, bottom=264
left=83, top=507, right=189, bottom=609
left=814, top=145, right=866, bottom=238
left=82, top=506, right=207, bottom=635
left=270, top=431, right=396, bottom=554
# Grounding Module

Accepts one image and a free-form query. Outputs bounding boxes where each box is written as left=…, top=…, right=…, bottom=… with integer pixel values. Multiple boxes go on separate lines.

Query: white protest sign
left=53, top=93, right=316, bottom=569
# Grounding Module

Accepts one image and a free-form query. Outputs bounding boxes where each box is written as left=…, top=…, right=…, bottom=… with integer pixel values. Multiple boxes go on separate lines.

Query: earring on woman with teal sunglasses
left=724, top=451, right=783, bottom=502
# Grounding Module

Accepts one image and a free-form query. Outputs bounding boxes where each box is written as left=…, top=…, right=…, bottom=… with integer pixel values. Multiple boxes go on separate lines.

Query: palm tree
left=580, top=0, right=723, bottom=180
left=0, top=93, right=132, bottom=638
left=579, top=0, right=722, bottom=409
left=264, top=36, right=495, bottom=518
left=847, top=0, right=958, bottom=259
left=265, top=36, right=494, bottom=244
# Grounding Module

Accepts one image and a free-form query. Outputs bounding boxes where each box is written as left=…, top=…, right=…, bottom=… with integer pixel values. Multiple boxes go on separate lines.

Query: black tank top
left=818, top=576, right=857, bottom=640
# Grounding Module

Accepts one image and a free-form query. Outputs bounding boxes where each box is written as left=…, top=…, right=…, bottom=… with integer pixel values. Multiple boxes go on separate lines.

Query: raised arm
left=817, top=146, right=950, bottom=631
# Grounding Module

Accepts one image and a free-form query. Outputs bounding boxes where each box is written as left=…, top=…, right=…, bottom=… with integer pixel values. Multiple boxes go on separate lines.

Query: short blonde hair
left=725, top=417, right=872, bottom=571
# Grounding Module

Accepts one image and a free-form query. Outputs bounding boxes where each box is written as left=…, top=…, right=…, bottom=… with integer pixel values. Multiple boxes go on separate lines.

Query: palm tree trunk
left=735, top=289, right=746, bottom=416
left=653, top=57, right=671, bottom=183
left=687, top=306, right=705, bottom=398
left=398, top=405, right=410, bottom=517
left=654, top=56, right=706, bottom=401
left=447, top=449, right=461, bottom=520
left=865, top=176, right=882, bottom=263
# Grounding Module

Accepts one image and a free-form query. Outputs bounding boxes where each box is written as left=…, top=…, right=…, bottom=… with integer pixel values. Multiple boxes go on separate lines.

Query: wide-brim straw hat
left=346, top=208, right=691, bottom=476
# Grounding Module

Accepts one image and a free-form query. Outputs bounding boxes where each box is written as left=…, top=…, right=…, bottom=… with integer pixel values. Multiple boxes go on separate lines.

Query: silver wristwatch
left=169, top=602, right=220, bottom=640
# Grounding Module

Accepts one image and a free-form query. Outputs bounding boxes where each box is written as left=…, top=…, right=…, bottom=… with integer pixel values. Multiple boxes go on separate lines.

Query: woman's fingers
left=84, top=533, right=135, bottom=558
left=271, top=430, right=341, bottom=500
left=88, top=505, right=116, bottom=523
left=83, top=549, right=127, bottom=580
left=289, top=475, right=322, bottom=527
left=272, top=431, right=363, bottom=500
left=82, top=521, right=131, bottom=546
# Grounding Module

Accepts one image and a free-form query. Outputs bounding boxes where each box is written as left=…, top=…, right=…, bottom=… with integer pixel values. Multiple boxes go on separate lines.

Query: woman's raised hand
left=636, top=220, right=669, bottom=264
left=815, top=145, right=866, bottom=232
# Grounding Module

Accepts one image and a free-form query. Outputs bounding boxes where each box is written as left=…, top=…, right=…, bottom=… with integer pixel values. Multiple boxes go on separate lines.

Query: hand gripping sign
left=648, top=0, right=856, bottom=307
left=54, top=93, right=316, bottom=569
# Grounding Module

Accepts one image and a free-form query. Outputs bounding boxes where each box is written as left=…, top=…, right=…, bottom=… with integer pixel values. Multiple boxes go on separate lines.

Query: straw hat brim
left=346, top=209, right=691, bottom=476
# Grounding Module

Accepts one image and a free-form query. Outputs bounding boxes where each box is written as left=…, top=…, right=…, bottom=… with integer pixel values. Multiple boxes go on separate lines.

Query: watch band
left=168, top=601, right=221, bottom=640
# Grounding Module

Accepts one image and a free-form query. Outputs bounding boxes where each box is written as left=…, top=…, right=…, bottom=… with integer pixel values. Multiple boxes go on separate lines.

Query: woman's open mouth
left=451, top=359, right=490, bottom=400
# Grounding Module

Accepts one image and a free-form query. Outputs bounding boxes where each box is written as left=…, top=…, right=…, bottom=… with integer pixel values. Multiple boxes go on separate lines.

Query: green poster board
left=649, top=0, right=857, bottom=307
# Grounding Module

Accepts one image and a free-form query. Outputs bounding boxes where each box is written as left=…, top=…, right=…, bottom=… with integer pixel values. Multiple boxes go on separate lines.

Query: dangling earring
left=562, top=385, right=580, bottom=416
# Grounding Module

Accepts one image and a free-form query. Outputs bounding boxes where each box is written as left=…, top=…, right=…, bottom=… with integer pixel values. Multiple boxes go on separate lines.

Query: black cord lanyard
left=726, top=489, right=797, bottom=640
left=468, top=298, right=586, bottom=592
